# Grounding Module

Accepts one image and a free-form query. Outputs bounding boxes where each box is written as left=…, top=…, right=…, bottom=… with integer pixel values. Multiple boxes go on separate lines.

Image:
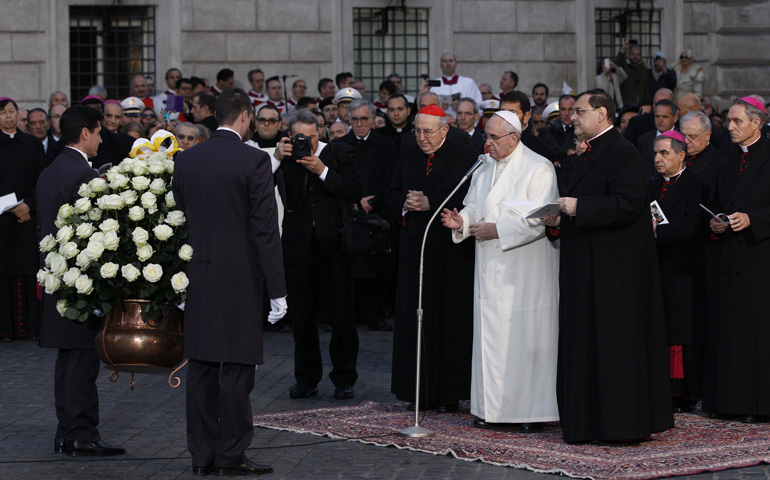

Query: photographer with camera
left=274, top=109, right=363, bottom=401
left=596, top=58, right=628, bottom=109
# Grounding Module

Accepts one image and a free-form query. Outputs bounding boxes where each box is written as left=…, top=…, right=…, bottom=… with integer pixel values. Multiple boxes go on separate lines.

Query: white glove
left=268, top=296, right=288, bottom=324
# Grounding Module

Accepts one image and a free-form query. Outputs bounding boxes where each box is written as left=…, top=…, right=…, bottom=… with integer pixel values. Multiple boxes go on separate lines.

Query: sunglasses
left=680, top=55, right=691, bottom=59
left=177, top=134, right=196, bottom=141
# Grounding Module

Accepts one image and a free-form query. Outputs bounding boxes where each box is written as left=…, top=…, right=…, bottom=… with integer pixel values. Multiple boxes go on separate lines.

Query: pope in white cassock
left=441, top=110, right=560, bottom=431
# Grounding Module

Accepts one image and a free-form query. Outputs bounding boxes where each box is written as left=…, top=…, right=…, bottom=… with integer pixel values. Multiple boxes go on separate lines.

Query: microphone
left=464, top=154, right=487, bottom=178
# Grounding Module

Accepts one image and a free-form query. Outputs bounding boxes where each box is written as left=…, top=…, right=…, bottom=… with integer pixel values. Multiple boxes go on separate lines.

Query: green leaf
left=77, top=312, right=89, bottom=323
left=76, top=299, right=87, bottom=309
left=65, top=308, right=80, bottom=320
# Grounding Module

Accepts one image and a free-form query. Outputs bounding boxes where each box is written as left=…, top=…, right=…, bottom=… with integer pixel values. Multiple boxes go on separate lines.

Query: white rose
left=75, top=250, right=91, bottom=269
left=148, top=152, right=167, bottom=163
left=44, top=273, right=61, bottom=294
left=100, top=262, right=119, bottom=278
left=142, top=263, right=163, bottom=283
left=147, top=205, right=158, bottom=215
left=56, top=225, right=74, bottom=244
left=44, top=251, right=55, bottom=268
left=87, top=208, right=102, bottom=221
left=122, top=264, right=141, bottom=282
left=178, top=244, right=193, bottom=262
left=132, top=176, right=151, bottom=192
left=128, top=206, right=145, bottom=221
left=165, top=191, right=176, bottom=208
left=149, top=178, right=166, bottom=195
left=49, top=253, right=68, bottom=276
left=148, top=162, right=166, bottom=175
left=75, top=222, right=95, bottom=239
left=77, top=183, right=93, bottom=198
left=39, top=234, right=57, bottom=252
left=57, top=204, right=75, bottom=219
left=75, top=275, right=94, bottom=295
left=141, top=192, right=157, bottom=209
left=102, top=231, right=119, bottom=251
left=74, top=197, right=91, bottom=214
left=163, top=158, right=175, bottom=173
left=153, top=224, right=174, bottom=241
left=85, top=240, right=105, bottom=260
left=90, top=232, right=105, bottom=243
left=99, top=218, right=119, bottom=232
left=132, top=163, right=149, bottom=176
left=132, top=227, right=149, bottom=245
left=165, top=210, right=186, bottom=227
left=37, top=269, right=48, bottom=284
left=109, top=173, right=129, bottom=190
left=136, top=244, right=154, bottom=262
left=171, top=271, right=189, bottom=293
left=88, top=177, right=108, bottom=193
left=106, top=170, right=119, bottom=182
left=62, top=267, right=82, bottom=287
left=119, top=158, right=134, bottom=170
left=59, top=241, right=79, bottom=259
left=56, top=299, right=69, bottom=317
left=120, top=190, right=138, bottom=205
left=96, top=194, right=124, bottom=210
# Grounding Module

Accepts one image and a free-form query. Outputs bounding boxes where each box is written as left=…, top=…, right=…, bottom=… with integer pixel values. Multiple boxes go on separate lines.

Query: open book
left=0, top=193, right=23, bottom=215
left=699, top=204, right=730, bottom=224
left=503, top=201, right=561, bottom=219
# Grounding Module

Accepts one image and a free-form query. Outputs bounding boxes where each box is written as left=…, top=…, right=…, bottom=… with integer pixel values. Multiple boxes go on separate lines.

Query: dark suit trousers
left=54, top=349, right=101, bottom=442
left=186, top=360, right=255, bottom=468
left=286, top=232, right=359, bottom=388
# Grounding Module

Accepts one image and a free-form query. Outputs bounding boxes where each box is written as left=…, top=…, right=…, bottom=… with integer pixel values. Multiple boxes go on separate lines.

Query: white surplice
left=452, top=143, right=560, bottom=423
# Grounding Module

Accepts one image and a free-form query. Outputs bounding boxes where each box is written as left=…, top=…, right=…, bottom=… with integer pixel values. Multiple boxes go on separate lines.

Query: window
left=353, top=7, right=429, bottom=100
left=70, top=6, right=156, bottom=102
left=595, top=8, right=661, bottom=71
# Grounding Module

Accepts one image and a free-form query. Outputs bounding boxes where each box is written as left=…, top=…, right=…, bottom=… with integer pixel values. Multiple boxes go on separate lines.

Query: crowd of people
left=2, top=43, right=770, bottom=473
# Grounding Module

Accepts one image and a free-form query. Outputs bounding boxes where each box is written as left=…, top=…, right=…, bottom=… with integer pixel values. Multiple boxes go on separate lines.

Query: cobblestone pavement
left=1, top=328, right=769, bottom=479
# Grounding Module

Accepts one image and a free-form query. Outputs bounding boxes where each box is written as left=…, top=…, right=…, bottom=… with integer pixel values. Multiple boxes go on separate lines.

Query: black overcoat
left=385, top=138, right=476, bottom=403
left=173, top=129, right=286, bottom=365
left=702, top=137, right=770, bottom=415
left=37, top=147, right=101, bottom=349
left=555, top=128, right=673, bottom=442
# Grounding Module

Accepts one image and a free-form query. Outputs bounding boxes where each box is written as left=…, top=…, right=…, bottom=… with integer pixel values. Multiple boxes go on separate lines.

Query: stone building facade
left=1, top=0, right=768, bottom=111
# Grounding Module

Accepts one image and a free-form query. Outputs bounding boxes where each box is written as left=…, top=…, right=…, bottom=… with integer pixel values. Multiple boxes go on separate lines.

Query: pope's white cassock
left=451, top=118, right=560, bottom=423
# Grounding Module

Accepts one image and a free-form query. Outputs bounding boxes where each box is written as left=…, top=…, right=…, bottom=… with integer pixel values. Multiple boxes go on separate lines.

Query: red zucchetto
left=416, top=104, right=446, bottom=117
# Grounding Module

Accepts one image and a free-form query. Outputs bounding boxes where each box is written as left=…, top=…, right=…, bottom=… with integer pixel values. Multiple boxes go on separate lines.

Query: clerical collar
left=355, top=133, right=370, bottom=141
left=66, top=146, right=92, bottom=166
left=740, top=135, right=761, bottom=152
left=442, top=75, right=459, bottom=85
left=1, top=128, right=16, bottom=138
left=587, top=125, right=614, bottom=143
left=217, top=127, right=242, bottom=140
left=663, top=166, right=686, bottom=182
left=467, top=128, right=475, bottom=136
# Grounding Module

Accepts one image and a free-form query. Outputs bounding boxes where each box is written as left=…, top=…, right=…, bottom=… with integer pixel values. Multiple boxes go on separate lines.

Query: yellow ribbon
left=129, top=130, right=182, bottom=159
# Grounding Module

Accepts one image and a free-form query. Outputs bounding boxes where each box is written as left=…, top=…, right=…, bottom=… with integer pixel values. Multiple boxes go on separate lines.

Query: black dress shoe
left=54, top=436, right=65, bottom=454
left=519, top=423, right=543, bottom=432
left=289, top=384, right=318, bottom=399
left=435, top=402, right=459, bottom=413
left=66, top=439, right=126, bottom=456
left=193, top=466, right=213, bottom=476
left=473, top=417, right=495, bottom=429
left=334, top=384, right=354, bottom=399
left=214, top=458, right=273, bottom=476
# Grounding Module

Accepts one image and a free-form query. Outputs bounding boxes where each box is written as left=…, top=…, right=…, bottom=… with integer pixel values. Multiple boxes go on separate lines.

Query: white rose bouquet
left=37, top=130, right=192, bottom=323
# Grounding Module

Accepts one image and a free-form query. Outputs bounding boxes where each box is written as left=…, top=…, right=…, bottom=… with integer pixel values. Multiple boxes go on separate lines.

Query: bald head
left=677, top=93, right=702, bottom=116
left=653, top=88, right=674, bottom=104
left=417, top=92, right=441, bottom=110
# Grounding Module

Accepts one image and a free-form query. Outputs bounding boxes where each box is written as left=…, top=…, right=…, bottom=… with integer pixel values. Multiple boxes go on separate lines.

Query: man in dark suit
left=454, top=97, right=485, bottom=154
left=649, top=132, right=709, bottom=413
left=335, top=99, right=398, bottom=331
left=624, top=88, right=674, bottom=146
left=637, top=100, right=680, bottom=180
left=703, top=96, right=770, bottom=423
left=191, top=92, right=218, bottom=133
left=274, top=109, right=362, bottom=400
left=45, top=104, right=66, bottom=166
left=538, top=94, right=577, bottom=166
left=375, top=94, right=413, bottom=151
left=36, top=106, right=125, bottom=457
left=680, top=111, right=720, bottom=187
left=173, top=88, right=286, bottom=476
left=500, top=91, right=554, bottom=163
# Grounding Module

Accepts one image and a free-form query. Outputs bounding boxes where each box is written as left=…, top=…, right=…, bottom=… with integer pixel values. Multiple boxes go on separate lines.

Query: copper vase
left=95, top=299, right=184, bottom=369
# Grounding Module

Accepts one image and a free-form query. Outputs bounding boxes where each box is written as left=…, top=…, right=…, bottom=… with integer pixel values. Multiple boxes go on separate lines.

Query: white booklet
left=0, top=193, right=22, bottom=215
left=503, top=201, right=561, bottom=219
left=650, top=200, right=669, bottom=225
left=699, top=204, right=730, bottom=224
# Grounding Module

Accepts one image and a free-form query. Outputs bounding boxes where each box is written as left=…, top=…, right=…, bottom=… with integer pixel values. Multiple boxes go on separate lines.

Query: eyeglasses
left=350, top=116, right=370, bottom=124
left=412, top=128, right=439, bottom=138
left=257, top=118, right=280, bottom=125
left=482, top=132, right=516, bottom=142
left=141, top=114, right=157, bottom=119
left=568, top=107, right=597, bottom=117
left=680, top=55, right=691, bottom=59
left=683, top=131, right=706, bottom=141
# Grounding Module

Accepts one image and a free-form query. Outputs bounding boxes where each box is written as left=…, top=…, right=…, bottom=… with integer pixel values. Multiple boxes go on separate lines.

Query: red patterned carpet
left=253, top=401, right=770, bottom=479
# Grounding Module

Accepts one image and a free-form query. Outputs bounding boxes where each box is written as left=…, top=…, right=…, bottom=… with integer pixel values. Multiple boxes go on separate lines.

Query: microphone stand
left=398, top=155, right=485, bottom=438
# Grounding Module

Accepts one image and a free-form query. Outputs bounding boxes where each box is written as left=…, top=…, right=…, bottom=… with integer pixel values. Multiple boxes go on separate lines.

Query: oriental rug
left=253, top=401, right=770, bottom=480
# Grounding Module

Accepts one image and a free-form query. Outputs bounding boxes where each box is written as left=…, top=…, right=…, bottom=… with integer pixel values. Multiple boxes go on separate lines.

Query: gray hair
left=416, top=91, right=440, bottom=107
left=347, top=99, right=376, bottom=122
left=733, top=96, right=768, bottom=125
left=287, top=108, right=319, bottom=133
left=195, top=124, right=211, bottom=142
left=176, top=122, right=198, bottom=139
left=458, top=97, right=478, bottom=111
left=680, top=111, right=711, bottom=134
left=89, top=85, right=108, bottom=97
